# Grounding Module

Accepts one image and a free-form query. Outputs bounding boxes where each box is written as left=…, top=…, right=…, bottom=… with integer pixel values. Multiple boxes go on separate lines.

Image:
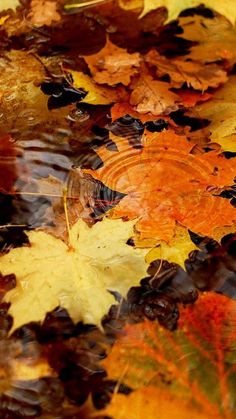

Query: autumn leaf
left=145, top=225, right=197, bottom=268
left=145, top=49, right=228, bottom=91
left=68, top=70, right=127, bottom=105
left=103, top=293, right=236, bottom=419
left=130, top=73, right=180, bottom=115
left=0, top=218, right=148, bottom=330
left=83, top=39, right=141, bottom=86
left=191, top=75, right=236, bottom=152
left=28, top=0, right=61, bottom=27
left=178, top=15, right=236, bottom=65
left=84, top=129, right=236, bottom=245
left=0, top=0, right=19, bottom=11
left=119, top=0, right=236, bottom=24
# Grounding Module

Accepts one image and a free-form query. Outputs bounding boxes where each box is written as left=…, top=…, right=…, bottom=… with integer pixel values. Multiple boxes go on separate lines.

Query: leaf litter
left=0, top=0, right=235, bottom=417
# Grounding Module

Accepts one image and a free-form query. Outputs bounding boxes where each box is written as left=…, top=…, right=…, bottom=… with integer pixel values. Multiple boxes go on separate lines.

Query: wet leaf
left=83, top=38, right=141, bottom=86
left=0, top=218, right=148, bottom=330
left=146, top=225, right=197, bottom=268
left=130, top=73, right=180, bottom=115
left=103, top=292, right=236, bottom=418
left=84, top=129, right=236, bottom=245
left=69, top=70, right=127, bottom=104
left=28, top=0, right=61, bottom=27
left=191, top=75, right=236, bottom=152
left=120, top=0, right=236, bottom=24
left=0, top=0, right=19, bottom=11
left=146, top=49, right=228, bottom=91
left=178, top=15, right=236, bottom=64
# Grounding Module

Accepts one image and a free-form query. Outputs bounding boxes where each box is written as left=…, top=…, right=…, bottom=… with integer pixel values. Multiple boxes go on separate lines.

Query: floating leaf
left=84, top=130, right=236, bottom=245
left=146, top=225, right=197, bottom=268
left=192, top=75, right=236, bottom=152
left=69, top=70, right=127, bottom=105
left=178, top=15, right=236, bottom=64
left=0, top=218, right=148, bottom=330
left=83, top=39, right=141, bottom=86
left=0, top=0, right=19, bottom=11
left=146, top=49, right=227, bottom=91
left=130, top=73, right=180, bottom=115
left=28, top=0, right=61, bottom=27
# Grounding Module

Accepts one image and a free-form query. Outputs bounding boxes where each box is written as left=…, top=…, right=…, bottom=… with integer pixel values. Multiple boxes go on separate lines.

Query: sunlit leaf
left=0, top=218, right=148, bottom=330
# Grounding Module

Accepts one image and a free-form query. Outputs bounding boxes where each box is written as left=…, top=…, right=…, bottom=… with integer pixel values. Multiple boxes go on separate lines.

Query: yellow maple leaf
left=68, top=70, right=127, bottom=105
left=193, top=75, right=236, bottom=152
left=0, top=0, right=19, bottom=11
left=145, top=226, right=197, bottom=269
left=0, top=218, right=148, bottom=331
left=119, top=0, right=236, bottom=24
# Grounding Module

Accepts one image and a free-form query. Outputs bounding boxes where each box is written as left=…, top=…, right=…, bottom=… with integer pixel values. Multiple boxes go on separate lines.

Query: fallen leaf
left=178, top=15, right=236, bottom=65
left=0, top=218, right=148, bottom=330
left=103, top=293, right=236, bottom=419
left=83, top=39, right=141, bottom=86
left=191, top=75, right=236, bottom=152
left=177, top=90, right=212, bottom=107
left=84, top=130, right=236, bottom=245
left=145, top=225, right=197, bottom=268
left=138, top=0, right=236, bottom=24
left=130, top=74, right=180, bottom=115
left=68, top=70, right=127, bottom=105
left=28, top=0, right=61, bottom=27
left=145, top=49, right=228, bottom=91
left=0, top=0, right=19, bottom=11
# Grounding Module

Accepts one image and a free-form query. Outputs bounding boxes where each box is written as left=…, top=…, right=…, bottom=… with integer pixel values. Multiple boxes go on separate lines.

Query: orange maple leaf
left=83, top=39, right=141, bottom=86
left=84, top=129, right=236, bottom=245
left=103, top=293, right=236, bottom=419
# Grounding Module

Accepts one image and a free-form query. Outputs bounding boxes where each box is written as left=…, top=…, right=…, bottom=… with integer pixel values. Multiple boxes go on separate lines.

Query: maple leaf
left=84, top=129, right=236, bottom=245
left=178, top=15, right=236, bottom=65
left=68, top=70, right=127, bottom=105
left=0, top=218, right=148, bottom=330
left=145, top=49, right=228, bottom=91
left=130, top=74, right=180, bottom=115
left=120, top=0, right=236, bottom=24
left=145, top=225, right=197, bottom=269
left=0, top=0, right=19, bottom=11
left=192, top=75, right=236, bottom=152
left=103, top=293, right=236, bottom=419
left=28, top=0, right=61, bottom=27
left=83, top=39, right=141, bottom=86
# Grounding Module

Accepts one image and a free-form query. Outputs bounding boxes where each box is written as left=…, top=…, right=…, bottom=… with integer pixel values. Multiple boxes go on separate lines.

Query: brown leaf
left=130, top=73, right=180, bottom=115
left=83, top=39, right=141, bottom=86
left=28, top=0, right=61, bottom=27
left=146, top=49, right=228, bottom=91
